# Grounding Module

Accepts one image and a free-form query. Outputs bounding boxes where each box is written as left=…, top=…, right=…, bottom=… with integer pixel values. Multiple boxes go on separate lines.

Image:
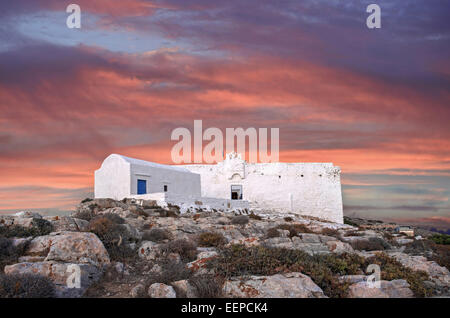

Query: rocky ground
left=0, top=198, right=449, bottom=298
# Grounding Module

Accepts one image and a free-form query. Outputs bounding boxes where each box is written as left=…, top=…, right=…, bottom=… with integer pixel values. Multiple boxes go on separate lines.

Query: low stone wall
left=129, top=193, right=249, bottom=214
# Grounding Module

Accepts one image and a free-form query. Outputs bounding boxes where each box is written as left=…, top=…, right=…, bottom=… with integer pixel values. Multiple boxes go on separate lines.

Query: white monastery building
left=95, top=153, right=343, bottom=223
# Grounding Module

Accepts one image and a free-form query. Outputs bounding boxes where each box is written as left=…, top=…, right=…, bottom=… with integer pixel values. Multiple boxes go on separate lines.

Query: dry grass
left=160, top=239, right=198, bottom=263
left=0, top=274, right=56, bottom=298
left=197, top=232, right=227, bottom=247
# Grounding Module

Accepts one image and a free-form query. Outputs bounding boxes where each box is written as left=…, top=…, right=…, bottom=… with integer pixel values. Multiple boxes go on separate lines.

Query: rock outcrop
left=1, top=199, right=448, bottom=298
left=222, top=272, right=326, bottom=298
left=348, top=280, right=414, bottom=298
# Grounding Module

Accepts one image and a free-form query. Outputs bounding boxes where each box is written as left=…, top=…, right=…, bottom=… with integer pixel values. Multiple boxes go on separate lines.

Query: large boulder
left=222, top=272, right=326, bottom=298
left=347, top=279, right=414, bottom=298
left=4, top=261, right=102, bottom=298
left=26, top=231, right=110, bottom=266
left=388, top=252, right=450, bottom=287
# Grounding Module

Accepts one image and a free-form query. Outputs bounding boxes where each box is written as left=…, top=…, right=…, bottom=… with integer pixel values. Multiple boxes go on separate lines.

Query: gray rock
left=348, top=279, right=414, bottom=298
left=223, top=272, right=326, bottom=298
left=148, top=283, right=177, bottom=298
left=388, top=252, right=450, bottom=287
left=4, top=261, right=102, bottom=298
left=26, top=231, right=110, bottom=266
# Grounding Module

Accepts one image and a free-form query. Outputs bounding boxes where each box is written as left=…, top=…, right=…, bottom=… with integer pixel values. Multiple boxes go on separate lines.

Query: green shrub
left=404, top=239, right=450, bottom=271
left=0, top=274, right=56, bottom=298
left=31, top=218, right=53, bottom=236
left=0, top=219, right=53, bottom=238
left=275, top=223, right=314, bottom=237
left=72, top=209, right=96, bottom=222
left=231, top=215, right=249, bottom=225
left=88, top=216, right=115, bottom=239
left=142, top=228, right=171, bottom=242
left=0, top=238, right=30, bottom=271
left=350, top=237, right=390, bottom=251
left=188, top=274, right=223, bottom=298
left=266, top=227, right=281, bottom=238
left=209, top=245, right=357, bottom=298
left=160, top=239, right=198, bottom=263
left=429, top=234, right=450, bottom=245
left=88, top=216, right=136, bottom=262
left=147, top=259, right=192, bottom=285
left=106, top=244, right=137, bottom=263
left=343, top=217, right=358, bottom=227
left=101, top=213, right=126, bottom=224
left=197, top=232, right=227, bottom=247
left=208, top=245, right=432, bottom=298
left=364, top=253, right=432, bottom=297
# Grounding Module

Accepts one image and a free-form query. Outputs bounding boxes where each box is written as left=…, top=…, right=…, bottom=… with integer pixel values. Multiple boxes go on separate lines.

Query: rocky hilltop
left=0, top=198, right=449, bottom=298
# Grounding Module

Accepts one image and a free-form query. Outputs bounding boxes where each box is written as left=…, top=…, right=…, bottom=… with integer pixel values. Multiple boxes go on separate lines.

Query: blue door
left=137, top=179, right=147, bottom=194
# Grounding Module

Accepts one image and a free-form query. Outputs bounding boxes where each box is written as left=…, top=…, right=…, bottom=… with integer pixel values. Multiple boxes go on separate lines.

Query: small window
left=164, top=185, right=168, bottom=192
left=231, top=185, right=243, bottom=200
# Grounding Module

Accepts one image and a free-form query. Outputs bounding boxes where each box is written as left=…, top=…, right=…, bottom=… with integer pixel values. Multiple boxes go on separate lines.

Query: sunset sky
left=0, top=1, right=449, bottom=230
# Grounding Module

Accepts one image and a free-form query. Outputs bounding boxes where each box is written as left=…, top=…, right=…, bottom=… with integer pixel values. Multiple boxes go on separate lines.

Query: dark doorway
left=231, top=185, right=243, bottom=200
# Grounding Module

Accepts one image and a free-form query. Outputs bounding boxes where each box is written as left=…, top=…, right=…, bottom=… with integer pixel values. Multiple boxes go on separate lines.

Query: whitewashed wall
left=95, top=154, right=131, bottom=200
left=182, top=154, right=343, bottom=223
left=95, top=154, right=343, bottom=223
left=129, top=158, right=201, bottom=198
left=95, top=154, right=201, bottom=200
